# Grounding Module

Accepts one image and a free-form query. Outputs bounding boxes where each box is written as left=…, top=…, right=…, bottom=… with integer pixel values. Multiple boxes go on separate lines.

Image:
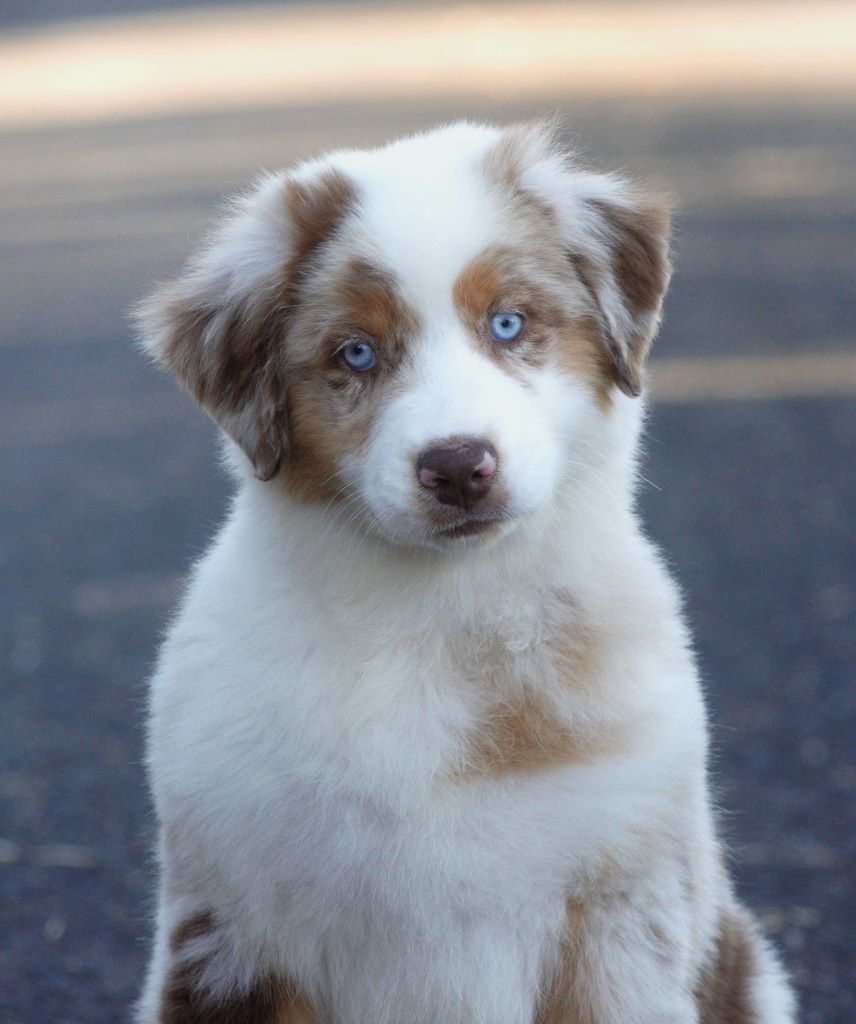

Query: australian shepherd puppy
left=135, top=122, right=795, bottom=1023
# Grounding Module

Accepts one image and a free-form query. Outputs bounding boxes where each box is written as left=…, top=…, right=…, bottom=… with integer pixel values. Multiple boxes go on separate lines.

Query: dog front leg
left=537, top=891, right=700, bottom=1024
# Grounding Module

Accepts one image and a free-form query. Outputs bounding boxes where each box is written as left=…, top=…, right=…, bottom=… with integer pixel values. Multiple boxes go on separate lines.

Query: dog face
left=137, top=123, right=670, bottom=550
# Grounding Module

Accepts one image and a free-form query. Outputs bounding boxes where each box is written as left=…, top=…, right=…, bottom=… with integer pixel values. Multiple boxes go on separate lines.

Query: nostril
left=418, top=466, right=443, bottom=489
left=471, top=450, right=497, bottom=482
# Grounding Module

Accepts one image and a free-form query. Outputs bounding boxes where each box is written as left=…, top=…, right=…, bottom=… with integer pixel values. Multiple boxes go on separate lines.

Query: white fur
left=136, top=123, right=795, bottom=1023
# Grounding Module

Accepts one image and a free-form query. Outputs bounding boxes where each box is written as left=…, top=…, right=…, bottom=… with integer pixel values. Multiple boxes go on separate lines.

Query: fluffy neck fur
left=189, top=393, right=692, bottom=827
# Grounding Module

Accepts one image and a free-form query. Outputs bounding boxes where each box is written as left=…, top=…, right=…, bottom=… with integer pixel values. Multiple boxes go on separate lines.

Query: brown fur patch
left=161, top=966, right=316, bottom=1024
left=147, top=169, right=356, bottom=482
left=452, top=246, right=612, bottom=404
left=286, top=171, right=355, bottom=255
left=170, top=911, right=216, bottom=953
left=567, top=249, right=637, bottom=399
left=155, top=288, right=289, bottom=480
left=484, top=125, right=532, bottom=191
left=590, top=197, right=670, bottom=321
left=336, top=257, right=418, bottom=346
left=483, top=122, right=561, bottom=226
left=696, top=909, right=762, bottom=1024
left=161, top=915, right=316, bottom=1024
left=283, top=170, right=357, bottom=309
left=537, top=889, right=685, bottom=1024
left=578, top=195, right=671, bottom=398
left=542, top=891, right=772, bottom=1023
left=554, top=313, right=616, bottom=411
left=458, top=692, right=587, bottom=777
left=454, top=603, right=630, bottom=780
left=281, top=257, right=419, bottom=503
left=535, top=898, right=596, bottom=1024
left=457, top=688, right=630, bottom=780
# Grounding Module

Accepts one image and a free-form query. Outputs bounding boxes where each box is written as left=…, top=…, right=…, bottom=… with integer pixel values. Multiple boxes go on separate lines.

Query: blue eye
left=490, top=311, right=525, bottom=343
left=340, top=339, right=376, bottom=372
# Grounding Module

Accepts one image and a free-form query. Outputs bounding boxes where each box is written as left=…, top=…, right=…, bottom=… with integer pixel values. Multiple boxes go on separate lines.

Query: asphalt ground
left=1, top=87, right=855, bottom=1024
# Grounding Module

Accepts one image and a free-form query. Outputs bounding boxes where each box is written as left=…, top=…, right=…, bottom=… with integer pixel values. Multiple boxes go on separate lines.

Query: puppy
left=135, top=122, right=796, bottom=1023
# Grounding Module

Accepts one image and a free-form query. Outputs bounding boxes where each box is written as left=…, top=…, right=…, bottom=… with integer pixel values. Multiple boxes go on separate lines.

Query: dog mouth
left=434, top=513, right=507, bottom=541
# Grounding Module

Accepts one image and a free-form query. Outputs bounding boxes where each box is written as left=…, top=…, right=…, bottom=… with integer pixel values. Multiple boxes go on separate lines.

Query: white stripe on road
left=651, top=351, right=856, bottom=402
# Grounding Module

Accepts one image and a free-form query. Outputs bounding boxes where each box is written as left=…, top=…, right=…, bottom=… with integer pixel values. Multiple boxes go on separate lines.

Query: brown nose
left=417, top=439, right=498, bottom=509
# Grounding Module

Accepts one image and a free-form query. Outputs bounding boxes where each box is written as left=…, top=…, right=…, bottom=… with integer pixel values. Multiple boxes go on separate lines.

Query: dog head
left=137, top=122, right=670, bottom=550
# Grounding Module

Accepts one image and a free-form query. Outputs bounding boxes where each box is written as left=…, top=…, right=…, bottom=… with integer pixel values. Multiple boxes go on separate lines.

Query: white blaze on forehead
left=330, top=123, right=507, bottom=309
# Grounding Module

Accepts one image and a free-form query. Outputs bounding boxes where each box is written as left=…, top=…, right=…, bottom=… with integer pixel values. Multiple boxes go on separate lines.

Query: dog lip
left=435, top=515, right=505, bottom=539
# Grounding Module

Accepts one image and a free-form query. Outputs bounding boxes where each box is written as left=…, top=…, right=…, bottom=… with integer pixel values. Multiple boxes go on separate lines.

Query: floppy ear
left=560, top=179, right=671, bottom=397
left=509, top=125, right=671, bottom=397
left=135, top=168, right=355, bottom=479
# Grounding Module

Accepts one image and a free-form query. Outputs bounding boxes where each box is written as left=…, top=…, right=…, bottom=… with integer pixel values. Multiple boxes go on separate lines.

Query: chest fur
left=152, top=573, right=697, bottom=1022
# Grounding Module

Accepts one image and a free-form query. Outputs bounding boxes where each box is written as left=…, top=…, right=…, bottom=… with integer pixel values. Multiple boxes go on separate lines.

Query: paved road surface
left=1, top=88, right=854, bottom=1024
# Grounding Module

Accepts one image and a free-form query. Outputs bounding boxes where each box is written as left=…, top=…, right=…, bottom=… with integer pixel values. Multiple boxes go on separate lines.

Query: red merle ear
left=137, top=272, right=288, bottom=481
left=493, top=122, right=672, bottom=398
left=565, top=189, right=671, bottom=397
left=134, top=168, right=356, bottom=480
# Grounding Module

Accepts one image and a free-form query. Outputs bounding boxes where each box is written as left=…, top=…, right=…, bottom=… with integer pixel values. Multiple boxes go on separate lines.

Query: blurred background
left=1, top=2, right=854, bottom=1021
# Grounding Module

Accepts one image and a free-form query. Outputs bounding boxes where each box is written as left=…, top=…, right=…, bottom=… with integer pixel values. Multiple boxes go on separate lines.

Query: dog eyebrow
left=332, top=257, right=420, bottom=351
left=453, top=247, right=564, bottom=325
